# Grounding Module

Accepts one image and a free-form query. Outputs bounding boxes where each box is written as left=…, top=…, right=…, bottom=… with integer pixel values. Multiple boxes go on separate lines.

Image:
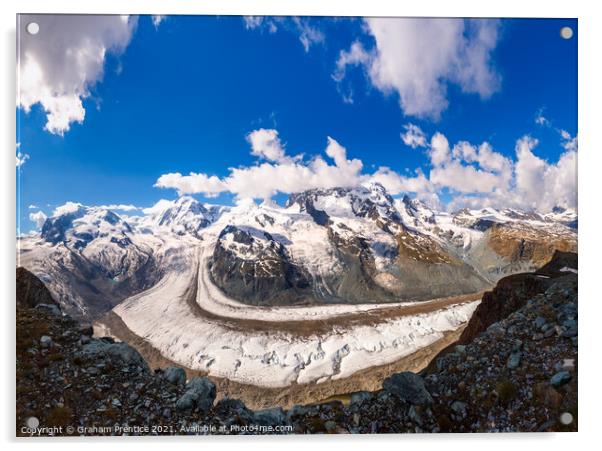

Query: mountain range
left=18, top=183, right=577, bottom=319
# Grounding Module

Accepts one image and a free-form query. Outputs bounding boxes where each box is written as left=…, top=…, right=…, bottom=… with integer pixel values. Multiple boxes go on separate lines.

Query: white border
left=2, top=1, right=601, bottom=450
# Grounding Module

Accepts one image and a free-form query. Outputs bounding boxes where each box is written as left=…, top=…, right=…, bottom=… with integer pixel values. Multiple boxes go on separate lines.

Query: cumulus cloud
left=155, top=126, right=576, bottom=213
left=401, top=123, right=428, bottom=149
left=512, top=136, right=577, bottom=211
left=154, top=172, right=228, bottom=197
left=334, top=18, right=501, bottom=119
left=246, top=129, right=287, bottom=162
left=18, top=15, right=137, bottom=135
left=52, top=201, right=85, bottom=217
left=29, top=211, right=47, bottom=229
left=429, top=132, right=452, bottom=167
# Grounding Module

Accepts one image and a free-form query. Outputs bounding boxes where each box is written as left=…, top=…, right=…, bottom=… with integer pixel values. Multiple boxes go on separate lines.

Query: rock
left=35, top=303, right=61, bottom=316
left=16, top=267, right=59, bottom=310
left=382, top=372, right=433, bottom=405
left=80, top=335, right=91, bottom=345
left=112, top=398, right=122, bottom=408
left=253, top=407, right=287, bottom=426
left=534, top=316, right=547, bottom=328
left=454, top=345, right=467, bottom=354
left=450, top=400, right=468, bottom=419
left=79, top=324, right=94, bottom=337
left=86, top=366, right=100, bottom=376
left=561, top=327, right=577, bottom=338
left=324, top=420, right=337, bottom=432
left=40, top=335, right=53, bottom=348
left=408, top=405, right=423, bottom=426
left=550, top=371, right=572, bottom=388
left=77, top=339, right=149, bottom=372
left=163, top=367, right=186, bottom=386
left=349, top=391, right=373, bottom=405
left=507, top=352, right=522, bottom=370
left=215, top=398, right=252, bottom=420
left=175, top=377, right=216, bottom=413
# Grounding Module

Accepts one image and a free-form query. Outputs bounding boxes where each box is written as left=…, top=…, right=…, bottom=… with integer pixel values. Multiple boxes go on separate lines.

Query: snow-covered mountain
left=17, top=183, right=577, bottom=319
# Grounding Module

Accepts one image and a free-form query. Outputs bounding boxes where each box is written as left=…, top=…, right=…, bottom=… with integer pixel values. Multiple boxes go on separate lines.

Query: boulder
left=175, top=377, right=216, bottom=414
left=163, top=366, right=186, bottom=386
left=78, top=339, right=149, bottom=372
left=253, top=407, right=287, bottom=426
left=382, top=372, right=433, bottom=405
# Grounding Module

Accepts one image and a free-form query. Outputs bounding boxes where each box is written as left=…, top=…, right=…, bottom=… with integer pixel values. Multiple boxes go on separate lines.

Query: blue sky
left=17, top=15, right=577, bottom=232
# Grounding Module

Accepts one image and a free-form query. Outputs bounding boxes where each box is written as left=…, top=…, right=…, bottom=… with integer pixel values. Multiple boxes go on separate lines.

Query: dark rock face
left=210, top=226, right=311, bottom=306
left=16, top=267, right=59, bottom=310
left=458, top=251, right=577, bottom=345
left=41, top=210, right=82, bottom=244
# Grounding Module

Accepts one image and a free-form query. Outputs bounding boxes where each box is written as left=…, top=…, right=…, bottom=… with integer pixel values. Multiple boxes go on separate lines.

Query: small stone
left=324, top=420, right=337, bottom=432
left=40, top=335, right=52, bottom=348
left=534, top=316, right=547, bottom=328
left=112, top=398, right=122, bottom=408
left=451, top=400, right=468, bottom=419
left=80, top=335, right=91, bottom=345
left=454, top=345, right=466, bottom=354
left=550, top=371, right=572, bottom=388
left=86, top=366, right=100, bottom=376
left=507, top=352, right=521, bottom=370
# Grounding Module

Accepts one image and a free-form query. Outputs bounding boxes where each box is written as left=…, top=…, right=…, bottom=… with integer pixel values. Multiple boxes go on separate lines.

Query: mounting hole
left=26, top=22, right=39, bottom=35
left=560, top=26, right=573, bottom=40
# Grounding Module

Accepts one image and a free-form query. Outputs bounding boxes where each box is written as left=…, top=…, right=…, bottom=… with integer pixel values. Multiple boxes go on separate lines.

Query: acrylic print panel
left=16, top=14, right=577, bottom=436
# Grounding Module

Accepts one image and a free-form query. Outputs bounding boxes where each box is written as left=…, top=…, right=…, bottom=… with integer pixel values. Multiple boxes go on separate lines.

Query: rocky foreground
left=16, top=253, right=577, bottom=435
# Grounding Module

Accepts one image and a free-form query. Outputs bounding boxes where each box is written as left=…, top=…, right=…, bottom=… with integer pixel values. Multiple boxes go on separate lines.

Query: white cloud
left=246, top=129, right=287, bottom=162
left=151, top=15, right=165, bottom=28
left=401, top=123, right=428, bottom=149
left=243, top=16, right=267, bottom=30
left=535, top=109, right=550, bottom=126
left=155, top=127, right=576, bottom=213
left=512, top=136, right=577, bottom=211
left=18, top=15, right=137, bottom=135
left=154, top=172, right=228, bottom=197
left=28, top=204, right=38, bottom=209
left=242, top=17, right=323, bottom=51
left=292, top=17, right=325, bottom=52
left=430, top=159, right=508, bottom=194
left=429, top=132, right=451, bottom=167
left=335, top=18, right=501, bottom=119
left=16, top=152, right=30, bottom=167
left=560, top=129, right=578, bottom=152
left=52, top=201, right=85, bottom=217
left=29, top=211, right=47, bottom=229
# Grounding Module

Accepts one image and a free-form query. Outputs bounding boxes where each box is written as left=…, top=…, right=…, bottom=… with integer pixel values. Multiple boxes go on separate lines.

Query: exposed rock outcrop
left=16, top=267, right=59, bottom=311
